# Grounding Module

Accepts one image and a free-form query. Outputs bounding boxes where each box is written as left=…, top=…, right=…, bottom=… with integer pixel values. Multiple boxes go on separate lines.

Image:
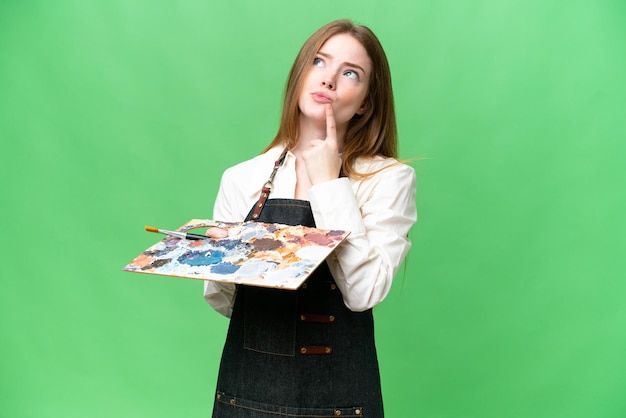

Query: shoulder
left=349, top=156, right=417, bottom=219
left=349, top=156, right=416, bottom=207
left=353, top=155, right=416, bottom=184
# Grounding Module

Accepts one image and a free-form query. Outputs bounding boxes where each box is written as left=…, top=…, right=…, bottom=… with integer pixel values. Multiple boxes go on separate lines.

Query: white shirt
left=204, top=146, right=417, bottom=317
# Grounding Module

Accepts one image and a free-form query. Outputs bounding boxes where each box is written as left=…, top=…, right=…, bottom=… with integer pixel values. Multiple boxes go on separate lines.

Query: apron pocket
left=215, top=391, right=364, bottom=417
left=243, top=286, right=297, bottom=356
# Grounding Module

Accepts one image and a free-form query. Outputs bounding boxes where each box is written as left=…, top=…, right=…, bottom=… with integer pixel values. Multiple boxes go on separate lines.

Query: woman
left=205, top=19, right=417, bottom=418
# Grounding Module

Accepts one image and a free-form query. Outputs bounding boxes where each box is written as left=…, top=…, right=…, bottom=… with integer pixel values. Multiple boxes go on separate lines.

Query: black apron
left=212, top=198, right=384, bottom=417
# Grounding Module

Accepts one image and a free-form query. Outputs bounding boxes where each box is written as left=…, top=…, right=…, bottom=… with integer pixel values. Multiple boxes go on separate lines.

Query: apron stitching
left=217, top=399, right=363, bottom=417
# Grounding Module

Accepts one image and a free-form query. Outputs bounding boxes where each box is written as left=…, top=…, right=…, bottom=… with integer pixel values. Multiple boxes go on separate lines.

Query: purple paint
left=252, top=238, right=283, bottom=251
left=304, top=233, right=333, bottom=246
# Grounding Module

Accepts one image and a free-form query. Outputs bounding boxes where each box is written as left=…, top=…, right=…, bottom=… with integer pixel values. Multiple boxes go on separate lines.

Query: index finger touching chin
left=326, top=103, right=337, bottom=139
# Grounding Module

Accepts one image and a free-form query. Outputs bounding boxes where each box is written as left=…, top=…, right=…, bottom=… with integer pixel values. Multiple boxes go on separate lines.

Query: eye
left=313, top=57, right=324, bottom=67
left=344, top=70, right=359, bottom=80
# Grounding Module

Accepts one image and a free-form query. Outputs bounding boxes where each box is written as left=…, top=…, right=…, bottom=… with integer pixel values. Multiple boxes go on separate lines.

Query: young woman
left=204, top=19, right=417, bottom=418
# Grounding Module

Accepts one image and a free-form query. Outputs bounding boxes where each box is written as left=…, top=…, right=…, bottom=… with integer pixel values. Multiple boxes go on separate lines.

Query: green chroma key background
left=1, top=1, right=624, bottom=417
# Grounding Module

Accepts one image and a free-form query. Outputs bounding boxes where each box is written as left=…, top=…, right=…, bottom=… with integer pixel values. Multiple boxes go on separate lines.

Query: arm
left=203, top=171, right=239, bottom=317
left=308, top=162, right=417, bottom=311
left=202, top=148, right=287, bottom=317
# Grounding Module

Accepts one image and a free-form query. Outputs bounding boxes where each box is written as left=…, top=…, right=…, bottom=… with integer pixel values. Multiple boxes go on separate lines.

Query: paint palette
left=123, top=219, right=350, bottom=289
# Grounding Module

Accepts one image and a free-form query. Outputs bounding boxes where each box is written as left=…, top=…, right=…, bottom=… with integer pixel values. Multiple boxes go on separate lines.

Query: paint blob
left=252, top=238, right=283, bottom=251
left=211, top=262, right=240, bottom=275
left=179, top=250, right=224, bottom=266
left=304, top=233, right=333, bottom=246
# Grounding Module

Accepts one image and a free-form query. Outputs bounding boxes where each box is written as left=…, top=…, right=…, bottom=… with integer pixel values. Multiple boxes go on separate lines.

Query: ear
left=356, top=100, right=367, bottom=115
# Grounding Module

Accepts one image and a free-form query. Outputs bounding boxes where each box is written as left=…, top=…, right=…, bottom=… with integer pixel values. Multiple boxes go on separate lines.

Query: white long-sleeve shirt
left=204, top=146, right=417, bottom=317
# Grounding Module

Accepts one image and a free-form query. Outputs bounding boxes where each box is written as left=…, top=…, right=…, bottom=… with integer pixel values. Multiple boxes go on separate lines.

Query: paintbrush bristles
left=145, top=225, right=159, bottom=233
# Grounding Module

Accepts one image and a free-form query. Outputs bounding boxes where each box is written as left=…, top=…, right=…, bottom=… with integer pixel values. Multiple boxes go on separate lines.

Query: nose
left=321, top=75, right=335, bottom=90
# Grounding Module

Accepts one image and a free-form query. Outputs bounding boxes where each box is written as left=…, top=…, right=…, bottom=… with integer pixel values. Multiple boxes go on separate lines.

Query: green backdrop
left=1, top=1, right=625, bottom=417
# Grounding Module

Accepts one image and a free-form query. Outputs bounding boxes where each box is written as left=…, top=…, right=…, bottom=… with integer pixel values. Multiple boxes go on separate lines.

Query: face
left=298, top=33, right=372, bottom=130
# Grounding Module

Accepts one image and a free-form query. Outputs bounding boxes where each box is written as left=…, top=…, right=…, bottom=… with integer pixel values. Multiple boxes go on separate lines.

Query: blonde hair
left=264, top=19, right=398, bottom=179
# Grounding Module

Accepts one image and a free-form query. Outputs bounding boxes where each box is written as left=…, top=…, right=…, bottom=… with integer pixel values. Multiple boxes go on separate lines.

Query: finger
left=206, top=227, right=228, bottom=238
left=325, top=103, right=337, bottom=147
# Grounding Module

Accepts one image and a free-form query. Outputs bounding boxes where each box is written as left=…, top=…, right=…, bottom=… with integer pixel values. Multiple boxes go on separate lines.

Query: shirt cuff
left=203, top=280, right=235, bottom=318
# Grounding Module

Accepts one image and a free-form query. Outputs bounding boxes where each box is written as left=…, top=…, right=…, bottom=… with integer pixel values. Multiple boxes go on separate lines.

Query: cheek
left=355, top=82, right=369, bottom=104
left=341, top=87, right=368, bottom=111
left=303, top=69, right=320, bottom=87
left=342, top=79, right=367, bottom=98
left=297, top=82, right=312, bottom=108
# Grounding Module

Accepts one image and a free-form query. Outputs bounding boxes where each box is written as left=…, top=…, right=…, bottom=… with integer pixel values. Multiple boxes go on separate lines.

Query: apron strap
left=250, top=148, right=288, bottom=220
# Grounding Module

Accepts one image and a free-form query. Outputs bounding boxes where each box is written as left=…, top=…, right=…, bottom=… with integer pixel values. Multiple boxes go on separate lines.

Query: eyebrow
left=317, top=51, right=366, bottom=75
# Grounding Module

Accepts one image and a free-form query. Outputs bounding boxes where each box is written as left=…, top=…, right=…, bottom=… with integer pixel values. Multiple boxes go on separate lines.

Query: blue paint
left=223, top=243, right=252, bottom=261
left=215, top=239, right=240, bottom=250
left=240, top=225, right=267, bottom=241
left=217, top=239, right=253, bottom=254
left=211, top=262, right=240, bottom=275
left=179, top=250, right=224, bottom=266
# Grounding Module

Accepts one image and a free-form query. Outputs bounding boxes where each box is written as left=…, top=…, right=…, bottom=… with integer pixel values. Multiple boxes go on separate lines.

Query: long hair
left=263, top=19, right=398, bottom=179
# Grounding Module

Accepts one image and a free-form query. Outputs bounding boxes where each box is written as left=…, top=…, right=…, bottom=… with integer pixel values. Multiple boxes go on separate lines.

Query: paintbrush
left=145, top=225, right=209, bottom=240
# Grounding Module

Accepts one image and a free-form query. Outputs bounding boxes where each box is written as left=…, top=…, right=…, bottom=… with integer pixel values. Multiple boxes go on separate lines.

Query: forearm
left=308, top=166, right=417, bottom=311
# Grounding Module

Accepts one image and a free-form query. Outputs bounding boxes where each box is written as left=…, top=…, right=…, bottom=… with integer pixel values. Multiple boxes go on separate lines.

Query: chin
left=300, top=107, right=326, bottom=121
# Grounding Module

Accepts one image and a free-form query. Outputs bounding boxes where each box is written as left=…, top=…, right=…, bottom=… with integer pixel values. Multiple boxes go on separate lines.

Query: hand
left=302, top=103, right=342, bottom=184
left=205, top=227, right=228, bottom=238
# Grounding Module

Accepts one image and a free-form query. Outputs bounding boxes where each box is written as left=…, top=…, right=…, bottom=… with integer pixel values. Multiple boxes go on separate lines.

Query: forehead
left=318, top=33, right=372, bottom=73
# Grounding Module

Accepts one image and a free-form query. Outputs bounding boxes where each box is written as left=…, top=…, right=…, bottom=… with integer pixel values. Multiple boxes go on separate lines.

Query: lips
left=311, top=92, right=332, bottom=103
